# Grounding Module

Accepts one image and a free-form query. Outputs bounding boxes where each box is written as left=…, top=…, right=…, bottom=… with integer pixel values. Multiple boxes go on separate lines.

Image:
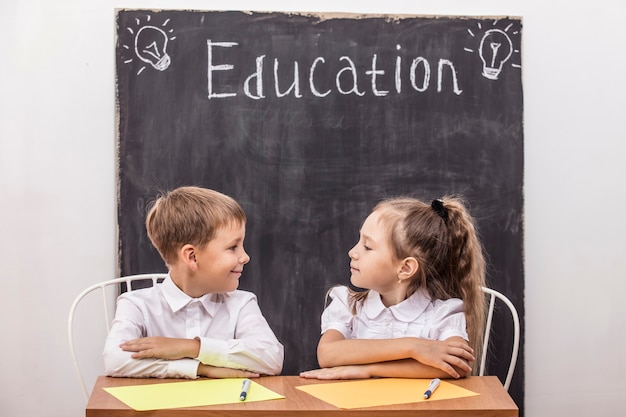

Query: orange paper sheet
left=296, top=378, right=478, bottom=409
left=103, top=378, right=284, bottom=411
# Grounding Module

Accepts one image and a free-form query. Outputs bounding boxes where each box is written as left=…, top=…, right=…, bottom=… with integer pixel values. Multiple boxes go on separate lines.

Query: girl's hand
left=120, top=336, right=200, bottom=360
left=300, top=365, right=371, bottom=380
left=407, top=337, right=474, bottom=378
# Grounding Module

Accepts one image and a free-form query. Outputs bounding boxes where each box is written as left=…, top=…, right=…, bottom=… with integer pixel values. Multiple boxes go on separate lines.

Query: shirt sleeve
left=196, top=294, right=284, bottom=375
left=320, top=286, right=353, bottom=339
left=103, top=294, right=200, bottom=379
left=430, top=298, right=468, bottom=341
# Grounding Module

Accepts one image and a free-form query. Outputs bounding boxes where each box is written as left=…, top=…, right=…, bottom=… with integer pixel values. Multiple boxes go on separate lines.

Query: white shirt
left=103, top=275, right=284, bottom=378
left=321, top=286, right=467, bottom=341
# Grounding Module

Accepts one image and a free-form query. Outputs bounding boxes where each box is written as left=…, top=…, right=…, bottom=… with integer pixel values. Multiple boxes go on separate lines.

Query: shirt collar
left=161, top=274, right=224, bottom=316
left=362, top=287, right=432, bottom=322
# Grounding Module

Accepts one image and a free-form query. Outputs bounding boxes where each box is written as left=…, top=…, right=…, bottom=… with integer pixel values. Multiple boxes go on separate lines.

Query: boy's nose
left=240, top=251, right=251, bottom=264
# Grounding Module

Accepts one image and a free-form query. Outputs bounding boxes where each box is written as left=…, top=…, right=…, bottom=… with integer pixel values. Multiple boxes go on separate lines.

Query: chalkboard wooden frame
left=116, top=9, right=524, bottom=411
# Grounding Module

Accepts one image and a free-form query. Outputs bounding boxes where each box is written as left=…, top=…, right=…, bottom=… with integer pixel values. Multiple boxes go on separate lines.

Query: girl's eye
left=363, top=244, right=371, bottom=250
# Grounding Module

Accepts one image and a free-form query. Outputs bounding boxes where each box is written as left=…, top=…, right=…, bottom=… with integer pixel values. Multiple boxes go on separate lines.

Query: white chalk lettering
left=336, top=57, right=365, bottom=96
left=437, top=59, right=463, bottom=95
left=207, top=40, right=238, bottom=99
left=310, top=57, right=331, bottom=97
left=207, top=42, right=464, bottom=99
left=244, top=55, right=266, bottom=100
left=410, top=57, right=430, bottom=92
left=274, top=59, right=302, bottom=98
left=365, top=54, right=388, bottom=97
left=395, top=44, right=402, bottom=93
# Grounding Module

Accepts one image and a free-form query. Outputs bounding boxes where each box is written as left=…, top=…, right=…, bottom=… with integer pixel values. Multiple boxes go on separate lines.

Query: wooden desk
left=87, top=375, right=518, bottom=417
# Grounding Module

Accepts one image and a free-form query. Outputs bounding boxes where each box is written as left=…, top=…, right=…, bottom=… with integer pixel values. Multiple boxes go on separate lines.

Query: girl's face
left=348, top=210, right=400, bottom=294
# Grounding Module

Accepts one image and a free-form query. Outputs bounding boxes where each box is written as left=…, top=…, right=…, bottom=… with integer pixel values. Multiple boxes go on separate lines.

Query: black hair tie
left=431, top=199, right=449, bottom=222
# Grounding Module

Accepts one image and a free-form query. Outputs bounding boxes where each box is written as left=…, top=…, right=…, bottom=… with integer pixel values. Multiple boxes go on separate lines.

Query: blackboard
left=116, top=10, right=524, bottom=411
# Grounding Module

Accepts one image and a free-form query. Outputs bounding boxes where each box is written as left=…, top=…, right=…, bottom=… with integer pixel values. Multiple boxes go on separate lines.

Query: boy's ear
left=180, top=244, right=198, bottom=271
left=397, top=257, right=418, bottom=280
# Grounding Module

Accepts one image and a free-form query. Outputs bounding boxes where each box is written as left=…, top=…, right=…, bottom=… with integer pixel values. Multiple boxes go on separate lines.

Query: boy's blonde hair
left=145, top=186, right=246, bottom=266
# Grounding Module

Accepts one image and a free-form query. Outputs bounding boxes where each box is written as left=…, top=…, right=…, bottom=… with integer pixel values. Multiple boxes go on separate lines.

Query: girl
left=300, top=196, right=486, bottom=380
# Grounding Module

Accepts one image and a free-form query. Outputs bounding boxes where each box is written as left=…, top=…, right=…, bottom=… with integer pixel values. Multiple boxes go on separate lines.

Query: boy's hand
left=197, top=364, right=260, bottom=378
left=120, top=337, right=200, bottom=360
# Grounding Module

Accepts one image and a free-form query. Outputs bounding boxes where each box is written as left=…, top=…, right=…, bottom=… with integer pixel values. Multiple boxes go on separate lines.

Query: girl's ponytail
left=442, top=197, right=487, bottom=374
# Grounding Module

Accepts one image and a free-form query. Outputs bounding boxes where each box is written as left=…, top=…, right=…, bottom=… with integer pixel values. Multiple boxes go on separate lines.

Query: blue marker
left=239, top=379, right=252, bottom=401
left=423, top=378, right=441, bottom=399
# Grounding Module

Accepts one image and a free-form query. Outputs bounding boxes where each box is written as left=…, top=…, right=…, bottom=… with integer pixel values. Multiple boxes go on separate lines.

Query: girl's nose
left=348, top=244, right=358, bottom=259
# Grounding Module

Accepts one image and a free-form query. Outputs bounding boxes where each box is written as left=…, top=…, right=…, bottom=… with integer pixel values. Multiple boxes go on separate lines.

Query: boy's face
left=193, top=221, right=250, bottom=294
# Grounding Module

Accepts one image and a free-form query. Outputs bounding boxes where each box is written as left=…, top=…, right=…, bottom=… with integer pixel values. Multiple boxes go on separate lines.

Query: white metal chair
left=478, top=286, right=520, bottom=391
left=67, top=273, right=167, bottom=400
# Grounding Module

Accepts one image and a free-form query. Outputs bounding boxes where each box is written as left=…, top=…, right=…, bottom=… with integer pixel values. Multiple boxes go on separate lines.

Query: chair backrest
left=477, top=286, right=520, bottom=391
left=67, top=273, right=167, bottom=400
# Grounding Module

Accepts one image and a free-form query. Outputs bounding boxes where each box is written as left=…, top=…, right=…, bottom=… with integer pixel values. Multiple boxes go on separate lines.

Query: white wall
left=2, top=1, right=625, bottom=416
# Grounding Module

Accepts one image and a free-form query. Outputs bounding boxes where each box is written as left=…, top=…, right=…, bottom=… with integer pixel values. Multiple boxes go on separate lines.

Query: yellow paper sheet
left=104, top=378, right=284, bottom=411
left=296, top=378, right=478, bottom=409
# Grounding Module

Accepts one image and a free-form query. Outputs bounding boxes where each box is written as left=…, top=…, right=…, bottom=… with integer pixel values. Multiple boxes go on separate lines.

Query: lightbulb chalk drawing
left=479, top=29, right=512, bottom=80
left=465, top=21, right=521, bottom=81
left=121, top=15, right=176, bottom=75
left=135, top=26, right=171, bottom=71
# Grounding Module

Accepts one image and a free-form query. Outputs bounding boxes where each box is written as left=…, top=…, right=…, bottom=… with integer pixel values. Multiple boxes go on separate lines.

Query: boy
left=103, top=186, right=284, bottom=378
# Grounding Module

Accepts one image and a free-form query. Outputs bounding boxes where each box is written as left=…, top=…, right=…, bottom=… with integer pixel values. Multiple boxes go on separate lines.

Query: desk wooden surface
left=87, top=375, right=518, bottom=417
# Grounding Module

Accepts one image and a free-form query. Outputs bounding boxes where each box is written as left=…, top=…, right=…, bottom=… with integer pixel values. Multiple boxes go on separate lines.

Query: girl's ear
left=398, top=257, right=419, bottom=280
left=180, top=244, right=198, bottom=271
